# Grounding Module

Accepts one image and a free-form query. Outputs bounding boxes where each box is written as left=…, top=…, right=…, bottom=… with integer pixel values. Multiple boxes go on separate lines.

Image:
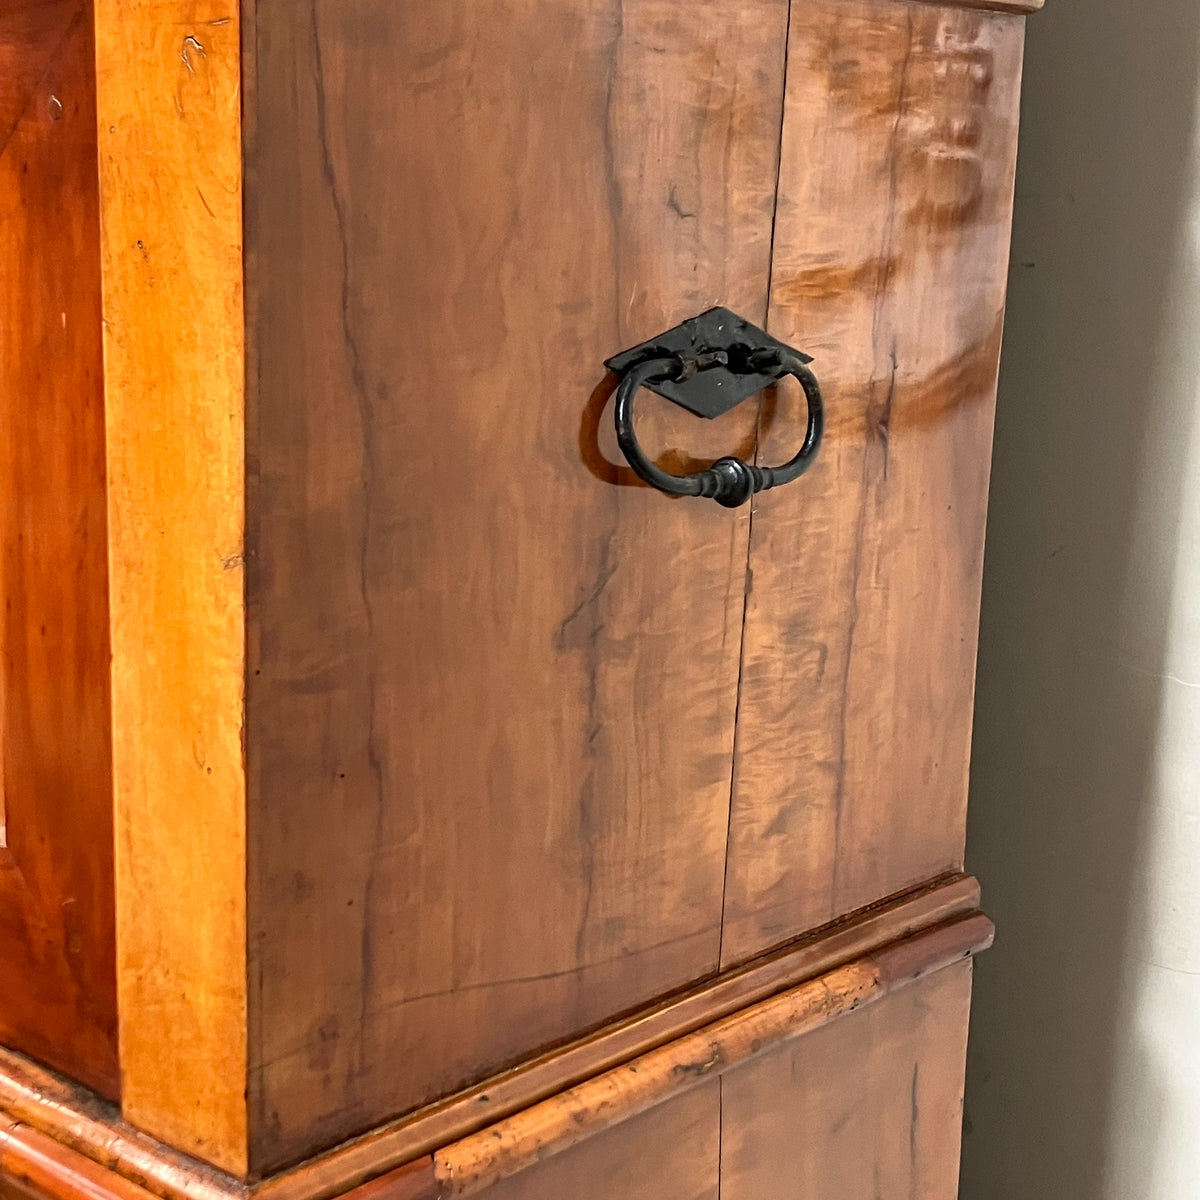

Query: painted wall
left=961, top=5, right=1200, bottom=1199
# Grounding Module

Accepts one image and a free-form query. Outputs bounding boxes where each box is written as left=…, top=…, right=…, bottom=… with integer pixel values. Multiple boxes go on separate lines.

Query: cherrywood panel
left=719, top=960, right=974, bottom=1200
left=0, top=0, right=118, bottom=1099
left=244, top=0, right=787, bottom=1171
left=93, top=0, right=247, bottom=1173
left=722, top=0, right=1026, bottom=963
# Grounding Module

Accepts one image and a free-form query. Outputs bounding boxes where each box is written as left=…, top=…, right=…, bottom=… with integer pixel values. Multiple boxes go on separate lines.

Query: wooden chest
left=0, top=0, right=1039, bottom=1196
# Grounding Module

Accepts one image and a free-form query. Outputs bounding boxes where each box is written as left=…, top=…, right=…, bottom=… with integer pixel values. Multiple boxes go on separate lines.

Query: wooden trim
left=0, top=1122, right=161, bottom=1200
left=323, top=1162, right=437, bottom=1200
left=908, top=0, right=1042, bottom=12
left=0, top=878, right=987, bottom=1200
left=0, top=1054, right=242, bottom=1200
left=93, top=0, right=248, bottom=1176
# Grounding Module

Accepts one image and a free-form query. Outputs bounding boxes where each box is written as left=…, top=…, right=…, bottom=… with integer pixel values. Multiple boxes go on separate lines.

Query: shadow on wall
left=962, top=6, right=1200, bottom=1200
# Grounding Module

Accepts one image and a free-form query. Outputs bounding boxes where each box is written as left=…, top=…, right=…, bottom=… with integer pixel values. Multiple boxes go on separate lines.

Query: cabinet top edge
left=908, top=0, right=1042, bottom=13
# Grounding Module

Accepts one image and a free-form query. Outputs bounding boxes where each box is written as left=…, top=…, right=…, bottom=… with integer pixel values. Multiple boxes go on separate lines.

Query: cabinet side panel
left=0, top=0, right=118, bottom=1098
left=723, top=0, right=1025, bottom=962
left=244, top=0, right=787, bottom=1172
left=94, top=0, right=248, bottom=1174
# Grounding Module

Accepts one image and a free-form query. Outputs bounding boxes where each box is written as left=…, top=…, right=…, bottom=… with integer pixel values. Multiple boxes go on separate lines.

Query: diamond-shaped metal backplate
left=604, top=306, right=812, bottom=419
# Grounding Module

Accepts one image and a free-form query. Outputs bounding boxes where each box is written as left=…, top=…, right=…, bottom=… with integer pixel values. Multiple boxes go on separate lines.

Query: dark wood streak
left=826, top=8, right=914, bottom=913
left=305, top=0, right=386, bottom=1074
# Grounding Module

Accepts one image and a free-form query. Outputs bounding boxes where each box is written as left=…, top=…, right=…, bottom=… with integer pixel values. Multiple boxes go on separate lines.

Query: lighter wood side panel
left=93, top=0, right=248, bottom=1174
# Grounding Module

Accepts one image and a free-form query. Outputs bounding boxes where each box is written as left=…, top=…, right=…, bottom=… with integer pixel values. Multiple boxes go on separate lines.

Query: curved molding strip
left=0, top=1121, right=161, bottom=1200
left=0, top=877, right=990, bottom=1200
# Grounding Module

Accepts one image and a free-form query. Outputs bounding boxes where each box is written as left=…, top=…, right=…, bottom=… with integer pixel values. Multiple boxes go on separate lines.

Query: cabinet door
left=245, top=0, right=789, bottom=1165
left=723, top=1, right=1025, bottom=962
left=0, top=0, right=117, bottom=1098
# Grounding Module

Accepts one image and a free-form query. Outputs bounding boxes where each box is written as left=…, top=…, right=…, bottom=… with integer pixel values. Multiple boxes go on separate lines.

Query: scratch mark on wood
left=181, top=35, right=206, bottom=75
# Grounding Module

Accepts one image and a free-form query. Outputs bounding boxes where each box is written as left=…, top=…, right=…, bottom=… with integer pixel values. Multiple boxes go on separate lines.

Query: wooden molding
left=0, top=877, right=988, bottom=1200
left=0, top=1121, right=162, bottom=1200
left=93, top=0, right=248, bottom=1175
left=910, top=0, right=1042, bottom=12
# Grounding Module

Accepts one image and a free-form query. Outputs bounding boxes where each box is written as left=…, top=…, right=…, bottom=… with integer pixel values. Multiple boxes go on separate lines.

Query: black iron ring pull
left=605, top=307, right=824, bottom=509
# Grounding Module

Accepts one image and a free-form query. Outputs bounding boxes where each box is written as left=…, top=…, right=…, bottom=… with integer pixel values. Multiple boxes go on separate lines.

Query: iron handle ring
left=613, top=353, right=824, bottom=509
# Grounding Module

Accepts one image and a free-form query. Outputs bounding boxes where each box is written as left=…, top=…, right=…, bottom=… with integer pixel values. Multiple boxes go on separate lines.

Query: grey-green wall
left=963, top=6, right=1200, bottom=1199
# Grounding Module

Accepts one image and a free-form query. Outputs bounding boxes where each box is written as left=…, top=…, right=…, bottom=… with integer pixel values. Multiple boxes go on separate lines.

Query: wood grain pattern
left=0, top=948, right=975, bottom=1200
left=721, top=0, right=1026, bottom=964
left=457, top=964, right=974, bottom=1200
left=719, top=961, right=974, bottom=1200
left=244, top=0, right=787, bottom=1172
left=93, top=0, right=247, bottom=1174
left=0, top=0, right=118, bottom=1099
